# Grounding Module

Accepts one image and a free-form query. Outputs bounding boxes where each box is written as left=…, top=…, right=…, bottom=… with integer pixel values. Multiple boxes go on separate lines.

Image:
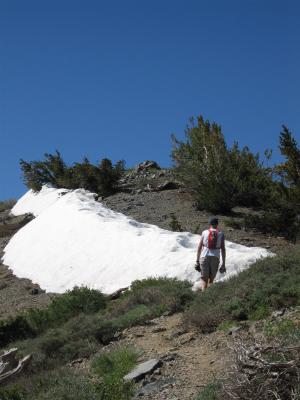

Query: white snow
left=3, top=187, right=271, bottom=294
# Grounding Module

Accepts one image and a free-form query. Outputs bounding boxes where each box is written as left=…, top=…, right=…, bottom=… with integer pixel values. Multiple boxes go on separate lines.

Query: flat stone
left=124, top=359, right=162, bottom=382
left=227, top=326, right=242, bottom=335
left=152, top=327, right=167, bottom=333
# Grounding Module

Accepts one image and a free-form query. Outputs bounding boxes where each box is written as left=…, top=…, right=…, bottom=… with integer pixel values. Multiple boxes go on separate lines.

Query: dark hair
left=209, top=217, right=219, bottom=226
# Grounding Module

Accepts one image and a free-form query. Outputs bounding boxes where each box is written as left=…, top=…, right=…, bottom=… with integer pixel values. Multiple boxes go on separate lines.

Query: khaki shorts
left=200, top=256, right=220, bottom=281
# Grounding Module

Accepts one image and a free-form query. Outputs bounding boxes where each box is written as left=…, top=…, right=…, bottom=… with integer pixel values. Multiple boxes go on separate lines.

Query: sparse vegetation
left=195, top=382, right=221, bottom=400
left=184, top=249, right=300, bottom=333
left=92, top=347, right=138, bottom=400
left=263, top=318, right=300, bottom=338
left=169, top=213, right=183, bottom=232
left=0, top=278, right=193, bottom=397
left=0, top=287, right=107, bottom=346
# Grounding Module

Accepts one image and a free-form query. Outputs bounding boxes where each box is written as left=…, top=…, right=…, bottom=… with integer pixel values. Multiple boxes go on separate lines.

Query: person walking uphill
left=195, top=217, right=226, bottom=290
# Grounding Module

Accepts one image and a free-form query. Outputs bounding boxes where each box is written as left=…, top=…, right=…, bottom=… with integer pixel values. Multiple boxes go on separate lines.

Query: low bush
left=4, top=368, right=99, bottom=400
left=184, top=250, right=300, bottom=333
left=244, top=204, right=300, bottom=242
left=0, top=316, right=35, bottom=346
left=223, top=217, right=243, bottom=230
left=34, top=369, right=99, bottom=400
left=263, top=318, right=300, bottom=339
left=195, top=382, right=222, bottom=400
left=6, top=278, right=194, bottom=373
left=26, top=286, right=107, bottom=333
left=169, top=214, right=183, bottom=232
left=0, top=287, right=106, bottom=347
left=92, top=347, right=138, bottom=400
left=0, top=385, right=26, bottom=400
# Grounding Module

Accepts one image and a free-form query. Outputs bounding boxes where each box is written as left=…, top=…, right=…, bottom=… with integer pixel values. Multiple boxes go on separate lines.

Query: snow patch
left=3, top=187, right=272, bottom=293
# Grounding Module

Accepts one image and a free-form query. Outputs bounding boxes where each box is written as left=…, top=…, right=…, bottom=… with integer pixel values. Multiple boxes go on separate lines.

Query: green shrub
left=195, top=382, right=221, bottom=400
left=223, top=217, right=243, bottom=230
left=0, top=385, right=26, bottom=400
left=92, top=347, right=138, bottom=400
left=169, top=213, right=183, bottom=231
left=244, top=204, right=300, bottom=242
left=20, top=151, right=125, bottom=196
left=27, top=286, right=107, bottom=333
left=263, top=319, right=300, bottom=338
left=0, top=287, right=106, bottom=348
left=16, top=319, right=100, bottom=371
left=119, top=278, right=194, bottom=315
left=0, top=316, right=35, bottom=347
left=11, top=367, right=99, bottom=400
left=184, top=250, right=300, bottom=332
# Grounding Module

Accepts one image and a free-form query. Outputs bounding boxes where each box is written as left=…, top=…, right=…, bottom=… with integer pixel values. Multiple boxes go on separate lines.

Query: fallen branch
left=0, top=348, right=32, bottom=384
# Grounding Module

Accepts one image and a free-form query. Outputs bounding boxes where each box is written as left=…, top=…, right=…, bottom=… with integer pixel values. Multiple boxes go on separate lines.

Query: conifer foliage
left=171, top=116, right=270, bottom=213
left=20, top=151, right=125, bottom=196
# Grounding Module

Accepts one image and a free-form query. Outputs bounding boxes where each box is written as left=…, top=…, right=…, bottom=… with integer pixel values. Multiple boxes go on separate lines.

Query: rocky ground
left=103, top=164, right=293, bottom=253
left=72, top=306, right=299, bottom=400
left=72, top=311, right=235, bottom=400
left=120, top=313, right=232, bottom=400
left=0, top=211, right=55, bottom=318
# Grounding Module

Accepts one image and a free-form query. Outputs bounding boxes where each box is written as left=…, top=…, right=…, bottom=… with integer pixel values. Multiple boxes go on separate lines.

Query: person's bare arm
left=220, top=236, right=226, bottom=271
left=196, top=236, right=203, bottom=263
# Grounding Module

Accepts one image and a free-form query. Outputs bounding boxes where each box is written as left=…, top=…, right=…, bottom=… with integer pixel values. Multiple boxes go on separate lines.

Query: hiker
left=195, top=217, right=226, bottom=290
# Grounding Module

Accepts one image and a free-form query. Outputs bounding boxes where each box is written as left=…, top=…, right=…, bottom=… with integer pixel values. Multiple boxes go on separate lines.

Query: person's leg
left=200, top=257, right=209, bottom=291
left=201, top=278, right=208, bottom=290
left=208, top=257, right=220, bottom=286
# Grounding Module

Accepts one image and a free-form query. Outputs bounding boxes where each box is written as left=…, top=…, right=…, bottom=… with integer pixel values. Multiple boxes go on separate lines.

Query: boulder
left=156, top=181, right=180, bottom=191
left=135, top=161, right=161, bottom=173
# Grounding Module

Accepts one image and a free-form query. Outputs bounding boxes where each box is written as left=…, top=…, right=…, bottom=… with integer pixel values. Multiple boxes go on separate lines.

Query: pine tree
left=171, top=116, right=271, bottom=213
left=278, top=125, right=300, bottom=189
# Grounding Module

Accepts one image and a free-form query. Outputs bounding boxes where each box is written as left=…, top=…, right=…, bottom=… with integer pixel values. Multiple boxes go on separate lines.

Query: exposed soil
left=120, top=313, right=232, bottom=400
left=73, top=312, right=237, bottom=400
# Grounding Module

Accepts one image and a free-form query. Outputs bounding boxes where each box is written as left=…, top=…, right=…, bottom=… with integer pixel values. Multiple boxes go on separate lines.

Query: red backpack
left=208, top=228, right=219, bottom=249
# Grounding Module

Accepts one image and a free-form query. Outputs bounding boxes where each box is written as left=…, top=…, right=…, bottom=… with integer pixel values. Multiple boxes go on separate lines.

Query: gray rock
left=161, top=353, right=178, bottom=362
left=272, top=309, right=286, bottom=318
left=124, top=359, right=162, bottom=382
left=134, top=378, right=175, bottom=397
left=156, top=181, right=180, bottom=191
left=135, top=160, right=161, bottom=172
left=227, top=326, right=242, bottom=335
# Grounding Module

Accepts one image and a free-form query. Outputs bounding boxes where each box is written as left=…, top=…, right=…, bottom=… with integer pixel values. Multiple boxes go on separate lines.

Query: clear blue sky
left=1, top=0, right=299, bottom=199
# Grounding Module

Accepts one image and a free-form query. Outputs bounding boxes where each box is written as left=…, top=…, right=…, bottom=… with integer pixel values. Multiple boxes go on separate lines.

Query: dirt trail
left=116, top=313, right=233, bottom=400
